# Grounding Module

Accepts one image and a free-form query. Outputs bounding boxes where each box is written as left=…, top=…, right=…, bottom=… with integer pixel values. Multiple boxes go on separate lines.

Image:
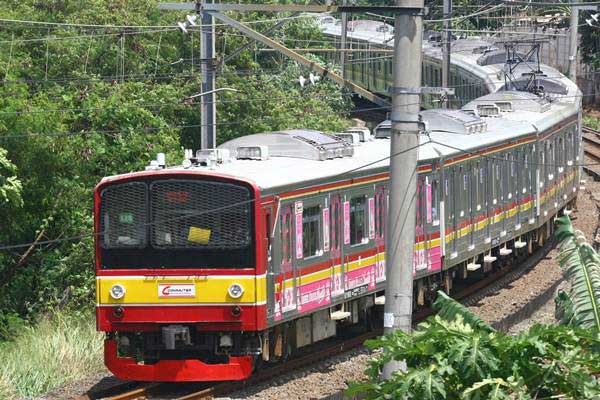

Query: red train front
left=95, top=168, right=266, bottom=381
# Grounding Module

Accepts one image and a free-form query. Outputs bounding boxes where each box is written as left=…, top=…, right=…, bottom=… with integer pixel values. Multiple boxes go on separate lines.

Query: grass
left=0, top=312, right=104, bottom=399
left=584, top=114, right=600, bottom=130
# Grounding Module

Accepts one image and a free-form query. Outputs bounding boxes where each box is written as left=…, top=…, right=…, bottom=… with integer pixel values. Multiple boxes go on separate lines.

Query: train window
left=455, top=166, right=463, bottom=217
left=558, top=137, right=564, bottom=172
left=302, top=205, right=322, bottom=258
left=100, top=182, right=147, bottom=249
left=281, top=210, right=293, bottom=265
left=431, top=179, right=439, bottom=225
left=522, top=150, right=528, bottom=193
left=567, top=132, right=573, bottom=165
left=350, top=196, right=367, bottom=245
left=376, top=190, right=386, bottom=237
left=479, top=162, right=486, bottom=207
left=540, top=151, right=545, bottom=184
left=330, top=200, right=340, bottom=251
left=492, top=160, right=500, bottom=202
left=445, top=174, right=454, bottom=221
left=463, top=166, right=470, bottom=215
left=545, top=142, right=552, bottom=180
left=508, top=153, right=514, bottom=198
left=474, top=162, right=480, bottom=211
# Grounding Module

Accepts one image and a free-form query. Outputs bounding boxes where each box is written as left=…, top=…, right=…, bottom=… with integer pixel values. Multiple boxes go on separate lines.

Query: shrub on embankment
left=349, top=215, right=600, bottom=399
left=0, top=313, right=104, bottom=399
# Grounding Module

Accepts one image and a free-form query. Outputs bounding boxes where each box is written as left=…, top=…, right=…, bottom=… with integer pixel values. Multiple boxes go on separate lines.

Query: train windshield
left=98, top=179, right=254, bottom=269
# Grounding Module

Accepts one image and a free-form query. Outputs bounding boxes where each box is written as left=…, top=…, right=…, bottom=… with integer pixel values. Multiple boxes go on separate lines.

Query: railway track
left=579, top=126, right=600, bottom=179
left=582, top=126, right=600, bottom=160
left=77, top=236, right=558, bottom=400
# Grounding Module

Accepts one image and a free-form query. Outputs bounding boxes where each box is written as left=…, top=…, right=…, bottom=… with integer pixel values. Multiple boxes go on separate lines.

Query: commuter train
left=317, top=17, right=566, bottom=108
left=95, top=17, right=582, bottom=382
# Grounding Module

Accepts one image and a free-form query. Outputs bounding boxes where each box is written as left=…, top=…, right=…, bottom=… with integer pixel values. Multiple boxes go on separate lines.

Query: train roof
left=318, top=17, right=581, bottom=105
left=100, top=17, right=581, bottom=196
left=102, top=89, right=578, bottom=195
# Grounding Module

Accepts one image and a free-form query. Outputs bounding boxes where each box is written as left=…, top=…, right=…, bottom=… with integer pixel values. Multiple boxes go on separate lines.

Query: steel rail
left=583, top=126, right=600, bottom=162
left=93, top=234, right=560, bottom=400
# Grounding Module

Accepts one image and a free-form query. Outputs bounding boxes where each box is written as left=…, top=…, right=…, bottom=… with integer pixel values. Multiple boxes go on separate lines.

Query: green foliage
left=433, top=290, right=494, bottom=333
left=348, top=314, right=600, bottom=399
left=580, top=11, right=600, bottom=69
left=584, top=115, right=600, bottom=131
left=0, top=312, right=104, bottom=399
left=555, top=215, right=600, bottom=331
left=0, top=147, right=22, bottom=210
left=0, top=0, right=352, bottom=338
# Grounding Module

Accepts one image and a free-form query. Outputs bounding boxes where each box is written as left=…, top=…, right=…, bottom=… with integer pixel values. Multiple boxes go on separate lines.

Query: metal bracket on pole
left=200, top=0, right=216, bottom=149
left=159, top=2, right=426, bottom=14
left=389, top=86, right=455, bottom=96
left=390, top=113, right=421, bottom=124
left=208, top=11, right=390, bottom=107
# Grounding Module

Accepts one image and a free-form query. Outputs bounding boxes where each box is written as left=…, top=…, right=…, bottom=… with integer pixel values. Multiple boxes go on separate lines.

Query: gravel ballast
left=44, top=173, right=599, bottom=400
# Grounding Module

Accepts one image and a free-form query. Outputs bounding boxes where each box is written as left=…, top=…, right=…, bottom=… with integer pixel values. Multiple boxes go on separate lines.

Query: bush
left=0, top=312, right=104, bottom=399
left=348, top=315, right=600, bottom=399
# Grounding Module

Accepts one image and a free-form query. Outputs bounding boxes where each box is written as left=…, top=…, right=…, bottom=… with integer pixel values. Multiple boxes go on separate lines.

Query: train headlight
left=110, top=284, right=126, bottom=300
left=228, top=283, right=244, bottom=299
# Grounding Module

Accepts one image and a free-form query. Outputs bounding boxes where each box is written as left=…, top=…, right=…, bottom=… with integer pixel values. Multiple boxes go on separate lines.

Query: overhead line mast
left=158, top=3, right=427, bottom=378
left=382, top=0, right=424, bottom=377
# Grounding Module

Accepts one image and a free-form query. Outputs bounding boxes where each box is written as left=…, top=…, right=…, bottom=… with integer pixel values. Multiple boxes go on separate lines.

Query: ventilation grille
left=151, top=180, right=251, bottom=249
left=495, top=101, right=513, bottom=112
left=477, top=104, right=500, bottom=117
left=100, top=182, right=147, bottom=249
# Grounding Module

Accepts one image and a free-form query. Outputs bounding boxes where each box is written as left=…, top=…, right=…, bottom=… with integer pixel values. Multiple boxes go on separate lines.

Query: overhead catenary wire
left=0, top=14, right=313, bottom=31
left=3, top=67, right=598, bottom=119
left=0, top=104, right=391, bottom=140
left=495, top=0, right=600, bottom=6
left=0, top=129, right=596, bottom=253
left=0, top=140, right=429, bottom=251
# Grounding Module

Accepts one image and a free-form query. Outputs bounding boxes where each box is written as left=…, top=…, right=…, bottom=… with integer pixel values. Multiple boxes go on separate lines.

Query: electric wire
left=0, top=140, right=428, bottom=251
left=0, top=14, right=313, bottom=30
left=0, top=129, right=597, bottom=252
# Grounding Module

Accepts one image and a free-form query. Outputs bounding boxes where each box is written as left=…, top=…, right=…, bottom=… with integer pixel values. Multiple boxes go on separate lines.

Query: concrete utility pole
left=340, top=0, right=348, bottom=79
left=382, top=0, right=423, bottom=379
left=568, top=1, right=579, bottom=82
left=442, top=0, right=452, bottom=108
left=200, top=0, right=217, bottom=149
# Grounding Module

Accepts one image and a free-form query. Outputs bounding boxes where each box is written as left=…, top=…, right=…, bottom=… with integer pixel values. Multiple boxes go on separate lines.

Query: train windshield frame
left=98, top=177, right=255, bottom=269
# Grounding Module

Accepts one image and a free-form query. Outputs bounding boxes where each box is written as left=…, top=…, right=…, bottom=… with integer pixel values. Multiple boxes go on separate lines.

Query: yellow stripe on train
left=97, top=275, right=267, bottom=305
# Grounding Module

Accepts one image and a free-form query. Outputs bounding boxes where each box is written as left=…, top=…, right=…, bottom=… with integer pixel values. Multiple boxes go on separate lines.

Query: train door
left=277, top=205, right=296, bottom=319
left=516, top=148, right=525, bottom=228
left=415, top=177, right=427, bottom=275
left=455, top=164, right=467, bottom=255
left=374, top=186, right=386, bottom=284
left=522, top=145, right=533, bottom=226
left=427, top=176, right=442, bottom=272
left=485, top=157, right=492, bottom=243
left=501, top=153, right=508, bottom=235
left=506, top=152, right=516, bottom=232
left=544, top=140, right=552, bottom=217
left=490, top=155, right=502, bottom=241
left=330, top=194, right=344, bottom=299
left=446, top=166, right=458, bottom=258
left=566, top=130, right=575, bottom=196
left=469, top=161, right=478, bottom=249
left=557, top=135, right=565, bottom=206
left=263, top=203, right=276, bottom=320
left=556, top=136, right=562, bottom=207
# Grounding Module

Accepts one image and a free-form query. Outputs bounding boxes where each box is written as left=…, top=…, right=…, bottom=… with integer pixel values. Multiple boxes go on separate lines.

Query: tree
left=348, top=292, right=600, bottom=399
left=0, top=0, right=353, bottom=337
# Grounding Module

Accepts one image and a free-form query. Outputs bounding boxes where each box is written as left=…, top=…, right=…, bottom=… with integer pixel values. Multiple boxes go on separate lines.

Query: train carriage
left=96, top=81, right=581, bottom=380
left=94, top=13, right=583, bottom=383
